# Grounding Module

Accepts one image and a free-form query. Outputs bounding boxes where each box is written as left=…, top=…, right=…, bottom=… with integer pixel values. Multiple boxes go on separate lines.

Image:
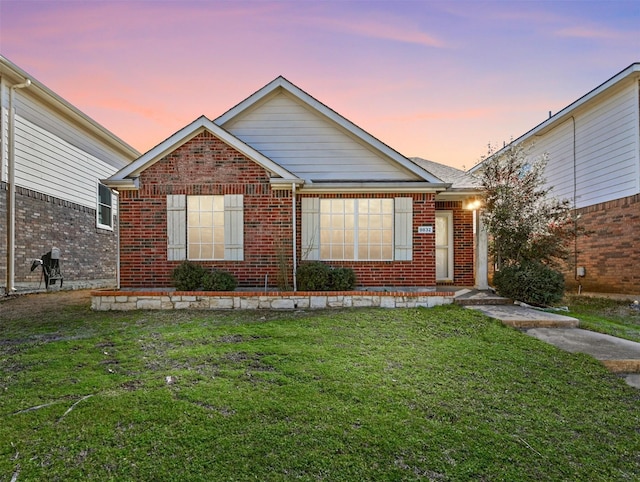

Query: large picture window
left=97, top=182, right=113, bottom=229
left=319, top=198, right=394, bottom=261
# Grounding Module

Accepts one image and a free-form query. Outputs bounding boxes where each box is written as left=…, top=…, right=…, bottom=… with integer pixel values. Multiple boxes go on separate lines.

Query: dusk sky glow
left=1, top=0, right=638, bottom=169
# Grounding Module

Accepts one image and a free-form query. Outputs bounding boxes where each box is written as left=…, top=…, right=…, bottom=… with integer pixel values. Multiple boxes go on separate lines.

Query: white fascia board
left=108, top=116, right=301, bottom=183
left=215, top=76, right=443, bottom=184
left=436, top=189, right=482, bottom=201
left=299, top=181, right=451, bottom=194
left=0, top=55, right=140, bottom=161
left=470, top=62, right=640, bottom=173
left=100, top=178, right=138, bottom=190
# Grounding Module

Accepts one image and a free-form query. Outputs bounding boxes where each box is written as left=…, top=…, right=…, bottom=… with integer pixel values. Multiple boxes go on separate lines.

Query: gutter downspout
left=292, top=183, right=297, bottom=292
left=6, top=78, right=31, bottom=294
left=114, top=189, right=121, bottom=289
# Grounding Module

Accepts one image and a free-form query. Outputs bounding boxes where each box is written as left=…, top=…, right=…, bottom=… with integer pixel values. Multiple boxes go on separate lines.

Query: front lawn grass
left=566, top=295, right=640, bottom=343
left=1, top=304, right=639, bottom=481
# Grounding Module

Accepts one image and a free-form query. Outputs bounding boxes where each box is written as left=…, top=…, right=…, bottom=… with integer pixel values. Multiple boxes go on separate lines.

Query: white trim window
left=188, top=195, right=225, bottom=260
left=97, top=182, right=113, bottom=230
left=167, top=194, right=244, bottom=261
left=302, top=197, right=412, bottom=261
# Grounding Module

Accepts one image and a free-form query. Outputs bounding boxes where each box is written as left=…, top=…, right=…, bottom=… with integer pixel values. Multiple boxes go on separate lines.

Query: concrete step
left=465, top=304, right=580, bottom=329
left=452, top=289, right=512, bottom=306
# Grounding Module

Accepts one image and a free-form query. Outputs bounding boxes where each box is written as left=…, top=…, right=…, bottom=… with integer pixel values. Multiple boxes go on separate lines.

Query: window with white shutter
left=167, top=194, right=244, bottom=261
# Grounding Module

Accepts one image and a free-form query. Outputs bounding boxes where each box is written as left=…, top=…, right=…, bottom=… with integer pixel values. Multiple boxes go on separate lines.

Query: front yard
left=1, top=295, right=639, bottom=480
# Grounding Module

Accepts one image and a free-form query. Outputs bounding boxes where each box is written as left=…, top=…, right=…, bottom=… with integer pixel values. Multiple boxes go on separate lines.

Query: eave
left=298, top=181, right=451, bottom=194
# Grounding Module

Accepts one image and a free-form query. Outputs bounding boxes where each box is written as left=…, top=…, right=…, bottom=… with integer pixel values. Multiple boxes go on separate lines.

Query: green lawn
left=565, top=295, right=640, bottom=343
left=1, top=302, right=639, bottom=481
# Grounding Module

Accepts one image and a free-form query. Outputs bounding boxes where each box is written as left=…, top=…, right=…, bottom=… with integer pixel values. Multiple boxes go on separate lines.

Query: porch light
left=464, top=199, right=483, bottom=211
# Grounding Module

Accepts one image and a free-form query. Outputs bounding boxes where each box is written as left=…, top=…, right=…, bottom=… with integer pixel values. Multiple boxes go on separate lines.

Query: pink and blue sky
left=1, top=0, right=638, bottom=169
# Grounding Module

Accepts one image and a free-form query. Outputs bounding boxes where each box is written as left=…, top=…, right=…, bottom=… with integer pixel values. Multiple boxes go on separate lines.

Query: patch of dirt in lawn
left=0, top=289, right=92, bottom=321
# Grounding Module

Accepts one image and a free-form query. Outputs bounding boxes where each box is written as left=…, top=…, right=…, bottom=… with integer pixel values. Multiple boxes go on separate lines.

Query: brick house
left=471, top=63, right=640, bottom=295
left=1, top=56, right=139, bottom=293
left=104, top=77, right=484, bottom=290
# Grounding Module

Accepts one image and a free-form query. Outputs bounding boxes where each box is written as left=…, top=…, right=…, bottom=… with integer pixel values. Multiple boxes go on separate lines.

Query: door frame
left=435, top=211, right=454, bottom=282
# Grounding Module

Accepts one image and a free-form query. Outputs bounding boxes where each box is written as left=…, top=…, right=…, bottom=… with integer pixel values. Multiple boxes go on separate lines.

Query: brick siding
left=117, top=131, right=476, bottom=289
left=0, top=181, right=118, bottom=286
left=565, top=193, right=640, bottom=294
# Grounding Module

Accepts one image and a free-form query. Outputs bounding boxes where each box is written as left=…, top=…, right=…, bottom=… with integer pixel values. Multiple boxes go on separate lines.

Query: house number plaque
left=418, top=226, right=433, bottom=234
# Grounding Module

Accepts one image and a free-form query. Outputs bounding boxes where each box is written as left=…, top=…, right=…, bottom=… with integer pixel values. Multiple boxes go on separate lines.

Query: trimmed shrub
left=493, top=261, right=565, bottom=306
left=329, top=267, right=357, bottom=290
left=297, top=262, right=331, bottom=291
left=297, top=262, right=357, bottom=291
left=171, top=261, right=206, bottom=291
left=202, top=269, right=238, bottom=291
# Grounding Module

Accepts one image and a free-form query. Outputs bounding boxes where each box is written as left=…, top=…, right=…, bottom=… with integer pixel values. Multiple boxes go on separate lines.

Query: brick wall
left=565, top=193, right=640, bottom=294
left=117, top=131, right=476, bottom=289
left=118, top=132, right=293, bottom=288
left=0, top=181, right=118, bottom=286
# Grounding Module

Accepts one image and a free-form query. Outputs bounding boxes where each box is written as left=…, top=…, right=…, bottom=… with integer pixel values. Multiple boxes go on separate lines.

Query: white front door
left=436, top=211, right=453, bottom=281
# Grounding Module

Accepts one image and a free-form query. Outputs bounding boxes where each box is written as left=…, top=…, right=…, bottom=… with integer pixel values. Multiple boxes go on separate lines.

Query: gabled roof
left=215, top=76, right=443, bottom=184
left=469, top=62, right=640, bottom=174
left=104, top=116, right=301, bottom=189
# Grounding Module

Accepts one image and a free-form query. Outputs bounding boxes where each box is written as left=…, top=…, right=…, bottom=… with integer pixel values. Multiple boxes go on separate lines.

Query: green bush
left=297, top=262, right=357, bottom=291
left=493, top=261, right=565, bottom=306
left=202, top=269, right=238, bottom=291
left=329, top=267, right=357, bottom=290
left=297, top=262, right=331, bottom=291
left=171, top=261, right=206, bottom=291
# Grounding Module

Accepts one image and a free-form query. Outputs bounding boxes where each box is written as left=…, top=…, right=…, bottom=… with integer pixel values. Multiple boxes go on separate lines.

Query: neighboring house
left=0, top=56, right=140, bottom=293
left=470, top=62, right=640, bottom=294
left=105, top=76, right=485, bottom=290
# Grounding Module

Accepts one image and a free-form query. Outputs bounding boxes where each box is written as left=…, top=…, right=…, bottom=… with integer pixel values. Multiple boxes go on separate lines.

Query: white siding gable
left=523, top=79, right=639, bottom=209
left=223, top=92, right=420, bottom=182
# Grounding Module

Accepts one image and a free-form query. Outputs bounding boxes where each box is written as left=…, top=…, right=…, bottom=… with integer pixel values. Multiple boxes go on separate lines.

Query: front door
left=436, top=211, right=453, bottom=282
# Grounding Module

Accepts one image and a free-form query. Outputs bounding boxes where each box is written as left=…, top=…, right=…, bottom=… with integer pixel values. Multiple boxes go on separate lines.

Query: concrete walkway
left=464, top=302, right=640, bottom=389
left=465, top=304, right=579, bottom=328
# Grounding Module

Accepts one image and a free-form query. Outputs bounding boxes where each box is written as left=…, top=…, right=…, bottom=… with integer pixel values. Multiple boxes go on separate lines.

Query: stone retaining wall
left=91, top=290, right=455, bottom=311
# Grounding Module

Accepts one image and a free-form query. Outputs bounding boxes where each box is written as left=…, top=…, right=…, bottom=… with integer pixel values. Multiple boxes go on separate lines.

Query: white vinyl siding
left=167, top=194, right=244, bottom=261
left=302, top=197, right=412, bottom=261
left=11, top=91, right=129, bottom=170
left=223, top=92, right=419, bottom=182
left=13, top=116, right=117, bottom=208
left=524, top=80, right=639, bottom=209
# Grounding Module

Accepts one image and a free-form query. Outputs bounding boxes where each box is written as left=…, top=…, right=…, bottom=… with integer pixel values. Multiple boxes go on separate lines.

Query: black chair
left=30, top=247, right=63, bottom=289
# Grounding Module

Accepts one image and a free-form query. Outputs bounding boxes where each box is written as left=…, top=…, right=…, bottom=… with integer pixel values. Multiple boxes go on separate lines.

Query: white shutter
left=394, top=197, right=413, bottom=261
left=224, top=194, right=244, bottom=261
left=167, top=194, right=186, bottom=261
left=301, top=197, right=320, bottom=260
